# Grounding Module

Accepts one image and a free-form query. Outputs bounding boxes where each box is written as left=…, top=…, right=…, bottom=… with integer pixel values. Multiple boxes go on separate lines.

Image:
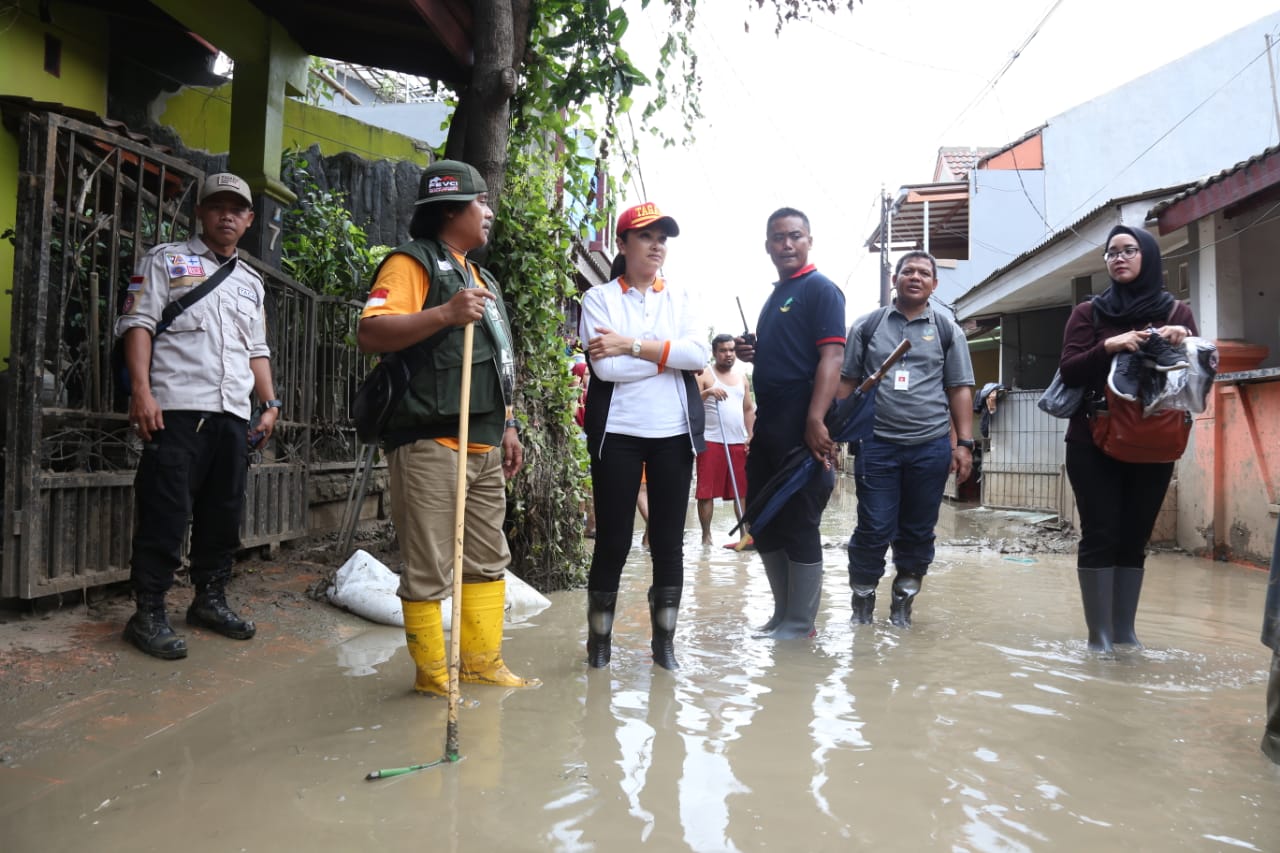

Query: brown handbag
left=1089, top=387, right=1191, bottom=463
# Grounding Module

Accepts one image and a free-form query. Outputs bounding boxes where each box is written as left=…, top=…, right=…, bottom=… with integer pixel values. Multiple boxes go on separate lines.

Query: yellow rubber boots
left=459, top=579, right=541, bottom=688
left=402, top=599, right=448, bottom=696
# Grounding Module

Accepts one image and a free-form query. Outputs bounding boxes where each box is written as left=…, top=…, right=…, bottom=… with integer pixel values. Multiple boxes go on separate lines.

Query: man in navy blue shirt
left=735, top=207, right=846, bottom=639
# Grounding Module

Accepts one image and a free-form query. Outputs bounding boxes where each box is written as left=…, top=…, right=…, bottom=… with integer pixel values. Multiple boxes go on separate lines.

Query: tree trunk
left=445, top=0, right=521, bottom=220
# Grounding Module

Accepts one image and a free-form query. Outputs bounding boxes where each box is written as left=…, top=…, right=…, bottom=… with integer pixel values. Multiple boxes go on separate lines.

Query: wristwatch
left=630, top=338, right=643, bottom=357
left=504, top=418, right=520, bottom=434
left=264, top=399, right=283, bottom=411
left=956, top=438, right=975, bottom=451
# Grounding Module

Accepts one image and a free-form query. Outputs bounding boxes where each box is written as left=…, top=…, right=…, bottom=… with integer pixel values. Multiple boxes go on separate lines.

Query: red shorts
left=696, top=443, right=747, bottom=501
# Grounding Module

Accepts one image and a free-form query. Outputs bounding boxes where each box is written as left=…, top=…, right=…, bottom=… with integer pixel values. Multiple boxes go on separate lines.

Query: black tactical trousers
left=129, top=411, right=248, bottom=595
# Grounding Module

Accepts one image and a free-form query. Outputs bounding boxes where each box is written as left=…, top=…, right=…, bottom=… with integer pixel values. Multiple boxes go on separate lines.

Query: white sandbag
left=327, top=550, right=405, bottom=627
left=504, top=572, right=552, bottom=622
left=327, top=549, right=551, bottom=628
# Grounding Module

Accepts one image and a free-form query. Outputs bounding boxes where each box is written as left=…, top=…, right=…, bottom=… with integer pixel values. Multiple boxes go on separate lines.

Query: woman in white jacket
left=579, top=202, right=709, bottom=670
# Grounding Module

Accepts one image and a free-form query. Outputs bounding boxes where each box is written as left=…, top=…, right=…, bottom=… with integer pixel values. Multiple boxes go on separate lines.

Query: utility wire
left=933, top=0, right=1066, bottom=144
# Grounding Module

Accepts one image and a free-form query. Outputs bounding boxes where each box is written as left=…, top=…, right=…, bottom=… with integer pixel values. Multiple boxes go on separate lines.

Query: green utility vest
left=380, top=239, right=512, bottom=449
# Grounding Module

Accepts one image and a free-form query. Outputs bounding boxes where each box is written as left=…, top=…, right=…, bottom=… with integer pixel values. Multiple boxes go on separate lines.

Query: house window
left=1174, top=262, right=1191, bottom=299
left=44, top=34, right=61, bottom=77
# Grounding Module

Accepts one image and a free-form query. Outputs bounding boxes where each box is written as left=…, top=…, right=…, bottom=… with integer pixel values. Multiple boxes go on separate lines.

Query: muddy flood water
left=3, top=476, right=1279, bottom=852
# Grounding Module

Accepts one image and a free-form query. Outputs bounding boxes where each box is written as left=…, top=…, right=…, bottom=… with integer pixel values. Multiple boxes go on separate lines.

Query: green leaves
left=279, top=149, right=384, bottom=301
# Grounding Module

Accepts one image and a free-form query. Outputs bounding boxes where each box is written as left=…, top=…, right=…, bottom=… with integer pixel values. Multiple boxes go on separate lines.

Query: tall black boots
left=123, top=593, right=188, bottom=660
left=187, top=582, right=256, bottom=640
left=1077, top=567, right=1115, bottom=653
left=850, top=583, right=876, bottom=624
left=649, top=586, right=682, bottom=670
left=586, top=590, right=617, bottom=668
left=586, top=586, right=682, bottom=670
left=1112, top=566, right=1145, bottom=647
left=852, top=572, right=924, bottom=627
left=889, top=572, right=924, bottom=627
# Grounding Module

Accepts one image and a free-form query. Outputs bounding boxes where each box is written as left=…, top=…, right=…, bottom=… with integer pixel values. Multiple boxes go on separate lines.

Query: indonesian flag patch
left=365, top=288, right=389, bottom=309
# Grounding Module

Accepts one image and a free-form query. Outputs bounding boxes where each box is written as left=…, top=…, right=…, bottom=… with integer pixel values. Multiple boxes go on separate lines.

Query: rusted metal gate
left=2, top=110, right=326, bottom=599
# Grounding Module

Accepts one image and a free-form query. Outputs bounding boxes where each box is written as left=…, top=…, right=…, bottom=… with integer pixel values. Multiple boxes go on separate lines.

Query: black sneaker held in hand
left=1107, top=351, right=1143, bottom=402
left=1141, top=329, right=1190, bottom=372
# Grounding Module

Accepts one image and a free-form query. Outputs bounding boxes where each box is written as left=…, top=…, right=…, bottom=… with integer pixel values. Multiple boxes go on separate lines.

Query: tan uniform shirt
left=115, top=236, right=270, bottom=419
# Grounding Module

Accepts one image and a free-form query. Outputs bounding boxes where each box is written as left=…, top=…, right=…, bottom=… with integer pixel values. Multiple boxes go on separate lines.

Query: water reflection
left=5, top=482, right=1279, bottom=852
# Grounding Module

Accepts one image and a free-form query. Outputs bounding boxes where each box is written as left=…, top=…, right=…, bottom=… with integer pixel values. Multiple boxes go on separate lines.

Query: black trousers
left=588, top=433, right=693, bottom=592
left=746, top=397, right=833, bottom=564
left=1064, top=440, right=1173, bottom=569
left=129, top=411, right=248, bottom=595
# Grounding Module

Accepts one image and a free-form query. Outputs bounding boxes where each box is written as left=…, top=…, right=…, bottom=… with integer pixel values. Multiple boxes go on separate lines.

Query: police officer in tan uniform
left=116, top=172, right=280, bottom=659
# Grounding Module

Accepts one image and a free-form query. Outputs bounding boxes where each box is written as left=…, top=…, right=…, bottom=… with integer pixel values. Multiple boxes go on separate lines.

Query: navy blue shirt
left=752, top=265, right=847, bottom=410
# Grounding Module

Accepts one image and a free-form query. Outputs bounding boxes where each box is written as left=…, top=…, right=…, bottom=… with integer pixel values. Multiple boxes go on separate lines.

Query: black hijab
left=1090, top=225, right=1174, bottom=325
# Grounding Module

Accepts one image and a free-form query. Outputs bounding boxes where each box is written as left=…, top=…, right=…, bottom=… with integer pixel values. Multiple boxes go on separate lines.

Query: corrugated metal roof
left=962, top=181, right=1195, bottom=297
left=1150, top=143, right=1280, bottom=219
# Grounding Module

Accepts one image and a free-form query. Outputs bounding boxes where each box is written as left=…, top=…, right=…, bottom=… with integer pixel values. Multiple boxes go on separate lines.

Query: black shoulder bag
left=112, top=257, right=239, bottom=398
left=351, top=329, right=447, bottom=444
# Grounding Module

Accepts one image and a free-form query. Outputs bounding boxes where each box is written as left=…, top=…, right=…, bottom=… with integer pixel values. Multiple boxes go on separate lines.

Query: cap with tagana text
left=616, top=202, right=679, bottom=239
left=415, top=159, right=487, bottom=205
left=198, top=172, right=253, bottom=206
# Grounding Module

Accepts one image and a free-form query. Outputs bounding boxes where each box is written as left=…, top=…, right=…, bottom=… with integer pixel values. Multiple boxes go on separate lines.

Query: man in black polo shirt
left=735, top=207, right=846, bottom=639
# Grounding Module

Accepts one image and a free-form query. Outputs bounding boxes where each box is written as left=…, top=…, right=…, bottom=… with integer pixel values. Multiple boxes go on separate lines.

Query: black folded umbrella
left=731, top=339, right=912, bottom=542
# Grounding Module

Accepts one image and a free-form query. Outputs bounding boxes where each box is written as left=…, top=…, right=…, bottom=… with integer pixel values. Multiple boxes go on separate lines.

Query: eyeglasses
left=1103, top=246, right=1140, bottom=262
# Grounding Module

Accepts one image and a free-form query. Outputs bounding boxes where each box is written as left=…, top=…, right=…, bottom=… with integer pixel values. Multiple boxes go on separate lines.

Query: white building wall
left=1039, top=12, right=1280, bottom=233
left=965, top=168, right=1050, bottom=294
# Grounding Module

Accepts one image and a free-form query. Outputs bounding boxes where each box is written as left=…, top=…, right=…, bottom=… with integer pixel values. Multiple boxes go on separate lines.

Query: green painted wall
left=0, top=0, right=111, bottom=362
left=158, top=84, right=432, bottom=166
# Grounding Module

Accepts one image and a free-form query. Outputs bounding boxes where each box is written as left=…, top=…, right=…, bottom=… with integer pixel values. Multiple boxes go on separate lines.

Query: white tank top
left=703, top=373, right=748, bottom=444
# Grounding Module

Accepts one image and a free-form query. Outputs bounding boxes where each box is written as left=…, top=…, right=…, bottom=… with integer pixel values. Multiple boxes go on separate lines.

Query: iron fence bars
left=2, top=111, right=340, bottom=598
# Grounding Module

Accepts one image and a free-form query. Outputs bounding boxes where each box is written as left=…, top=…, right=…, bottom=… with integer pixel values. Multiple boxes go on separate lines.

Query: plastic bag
left=1037, top=369, right=1084, bottom=419
left=1144, top=337, right=1218, bottom=416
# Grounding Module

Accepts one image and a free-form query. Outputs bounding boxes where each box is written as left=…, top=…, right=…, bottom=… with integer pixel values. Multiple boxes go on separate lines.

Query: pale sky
left=618, top=0, right=1280, bottom=338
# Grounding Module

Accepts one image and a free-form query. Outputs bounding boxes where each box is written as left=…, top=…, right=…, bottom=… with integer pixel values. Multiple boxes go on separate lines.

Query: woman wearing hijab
left=1056, top=225, right=1196, bottom=653
left=578, top=203, right=709, bottom=670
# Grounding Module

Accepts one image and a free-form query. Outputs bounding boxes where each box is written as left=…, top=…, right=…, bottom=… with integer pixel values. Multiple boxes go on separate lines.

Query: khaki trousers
left=389, top=439, right=510, bottom=601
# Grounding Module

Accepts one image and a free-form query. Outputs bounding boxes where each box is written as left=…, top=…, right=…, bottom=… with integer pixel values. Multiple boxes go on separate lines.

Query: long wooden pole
left=445, top=320, right=475, bottom=762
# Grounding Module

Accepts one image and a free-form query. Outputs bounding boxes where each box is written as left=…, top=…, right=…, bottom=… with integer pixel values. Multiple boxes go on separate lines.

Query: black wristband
left=504, top=418, right=519, bottom=433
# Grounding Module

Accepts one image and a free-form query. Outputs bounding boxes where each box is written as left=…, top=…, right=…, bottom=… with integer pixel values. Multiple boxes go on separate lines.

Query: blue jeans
left=847, top=435, right=953, bottom=587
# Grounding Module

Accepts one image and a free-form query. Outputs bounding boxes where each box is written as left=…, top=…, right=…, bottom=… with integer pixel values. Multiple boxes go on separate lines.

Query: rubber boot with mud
left=187, top=582, right=255, bottom=640
left=402, top=598, right=448, bottom=696
left=889, top=572, right=923, bottom=628
left=755, top=550, right=789, bottom=634
left=1112, top=567, right=1145, bottom=648
left=1077, top=567, right=1115, bottom=653
left=586, top=590, right=617, bottom=668
left=649, top=585, right=682, bottom=670
left=769, top=561, right=823, bottom=639
left=1263, top=651, right=1280, bottom=764
left=851, top=583, right=877, bottom=625
left=459, top=579, right=541, bottom=688
left=123, top=592, right=187, bottom=659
